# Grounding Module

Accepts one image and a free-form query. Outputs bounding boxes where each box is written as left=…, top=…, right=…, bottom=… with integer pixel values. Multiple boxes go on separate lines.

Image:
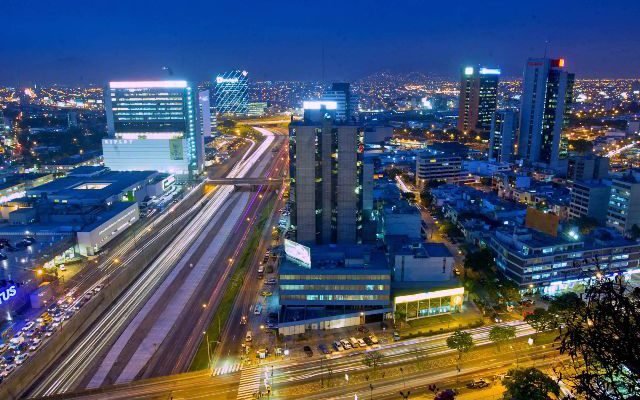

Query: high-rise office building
left=289, top=102, right=365, bottom=245
left=567, top=155, right=609, bottom=181
left=457, top=66, right=500, bottom=133
left=214, top=70, right=248, bottom=115
left=607, top=172, right=640, bottom=234
left=489, top=109, right=518, bottom=162
left=103, top=80, right=204, bottom=178
left=569, top=180, right=611, bottom=223
left=322, top=83, right=358, bottom=122
left=518, top=58, right=575, bottom=171
left=198, top=90, right=212, bottom=138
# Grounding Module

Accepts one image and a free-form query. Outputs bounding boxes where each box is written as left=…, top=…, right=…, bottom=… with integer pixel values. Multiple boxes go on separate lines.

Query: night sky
left=3, top=0, right=639, bottom=85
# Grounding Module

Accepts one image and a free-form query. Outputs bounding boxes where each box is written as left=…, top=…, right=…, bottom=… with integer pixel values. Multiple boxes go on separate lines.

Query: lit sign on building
left=464, top=67, right=474, bottom=75
left=216, top=77, right=239, bottom=84
left=479, top=68, right=501, bottom=75
left=284, top=239, right=311, bottom=268
left=109, top=81, right=188, bottom=89
left=0, top=285, right=17, bottom=305
left=302, top=101, right=337, bottom=110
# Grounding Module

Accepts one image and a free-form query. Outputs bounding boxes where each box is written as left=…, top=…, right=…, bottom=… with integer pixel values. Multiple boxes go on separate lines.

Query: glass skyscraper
left=103, top=80, right=204, bottom=178
left=214, top=70, right=249, bottom=115
left=518, top=58, right=575, bottom=171
left=457, top=66, right=500, bottom=133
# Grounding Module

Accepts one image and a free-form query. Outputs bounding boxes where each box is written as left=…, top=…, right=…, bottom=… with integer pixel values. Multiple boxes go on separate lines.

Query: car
left=318, top=344, right=331, bottom=354
left=340, top=339, right=352, bottom=350
left=3, top=355, right=15, bottom=364
left=2, top=363, right=15, bottom=376
left=22, top=322, right=35, bottom=332
left=357, top=338, right=366, bottom=347
left=363, top=336, right=374, bottom=346
left=349, top=337, right=359, bottom=348
left=466, top=379, right=489, bottom=389
left=492, top=313, right=503, bottom=323
left=333, top=341, right=344, bottom=351
left=357, top=325, right=369, bottom=333
left=59, top=265, right=66, bottom=271
left=93, top=285, right=102, bottom=293
left=245, top=331, right=253, bottom=342
left=260, top=291, right=273, bottom=297
left=393, top=331, right=401, bottom=341
left=240, top=315, right=248, bottom=325
left=303, top=346, right=313, bottom=357
left=266, top=321, right=277, bottom=329
left=0, top=343, right=8, bottom=354
left=15, top=353, right=28, bottom=365
left=265, top=278, right=277, bottom=285
left=368, top=335, right=379, bottom=345
left=253, top=304, right=262, bottom=315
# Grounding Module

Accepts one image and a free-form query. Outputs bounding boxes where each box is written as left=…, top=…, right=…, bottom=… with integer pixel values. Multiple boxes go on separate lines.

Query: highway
left=26, top=127, right=283, bottom=398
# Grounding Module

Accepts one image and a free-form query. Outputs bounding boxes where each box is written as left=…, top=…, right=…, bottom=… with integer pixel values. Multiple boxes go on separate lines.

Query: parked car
left=340, top=339, right=352, bottom=350
left=318, top=344, right=331, bottom=354
left=467, top=379, right=489, bottom=389
left=393, top=331, right=401, bottom=341
left=260, top=291, right=273, bottom=297
left=368, top=335, right=379, bottom=345
left=363, top=336, right=374, bottom=346
left=349, top=337, right=359, bottom=348
left=303, top=346, right=313, bottom=357
left=15, top=353, right=28, bottom=365
left=357, top=338, right=366, bottom=347
left=332, top=341, right=344, bottom=351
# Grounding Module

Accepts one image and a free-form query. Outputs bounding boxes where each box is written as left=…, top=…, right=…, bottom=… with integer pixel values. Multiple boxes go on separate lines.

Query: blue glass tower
left=214, top=70, right=249, bottom=115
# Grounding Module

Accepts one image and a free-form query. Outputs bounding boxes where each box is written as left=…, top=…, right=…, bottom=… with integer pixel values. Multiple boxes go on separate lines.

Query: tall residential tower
left=517, top=58, right=575, bottom=171
left=457, top=66, right=500, bottom=133
left=489, top=109, right=518, bottom=162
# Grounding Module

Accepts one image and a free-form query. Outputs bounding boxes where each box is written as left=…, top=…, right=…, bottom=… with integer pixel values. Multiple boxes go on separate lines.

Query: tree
left=502, top=367, right=560, bottom=400
left=557, top=278, right=640, bottom=399
left=420, top=189, right=434, bottom=208
left=524, top=308, right=553, bottom=336
left=446, top=330, right=474, bottom=361
left=548, top=292, right=584, bottom=326
left=362, top=351, right=383, bottom=375
left=568, top=139, right=593, bottom=155
left=488, top=325, right=516, bottom=351
left=463, top=248, right=494, bottom=272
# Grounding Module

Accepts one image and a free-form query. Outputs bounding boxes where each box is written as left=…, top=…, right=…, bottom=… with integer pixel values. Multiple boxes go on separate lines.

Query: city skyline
left=3, top=1, right=640, bottom=85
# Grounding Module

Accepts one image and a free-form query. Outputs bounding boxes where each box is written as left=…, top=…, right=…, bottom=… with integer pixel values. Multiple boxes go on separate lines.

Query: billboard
left=525, top=207, right=559, bottom=237
left=284, top=239, right=311, bottom=268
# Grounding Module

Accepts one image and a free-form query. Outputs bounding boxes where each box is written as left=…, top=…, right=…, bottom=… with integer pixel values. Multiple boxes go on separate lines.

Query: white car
left=22, top=322, right=34, bottom=332
left=15, top=353, right=28, bottom=365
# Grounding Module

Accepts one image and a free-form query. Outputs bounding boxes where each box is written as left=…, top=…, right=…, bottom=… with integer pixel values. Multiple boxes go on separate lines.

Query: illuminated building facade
left=518, top=58, right=575, bottom=171
left=457, top=66, right=500, bottom=133
left=103, top=81, right=204, bottom=178
left=489, top=109, right=518, bottom=162
left=214, top=70, right=249, bottom=115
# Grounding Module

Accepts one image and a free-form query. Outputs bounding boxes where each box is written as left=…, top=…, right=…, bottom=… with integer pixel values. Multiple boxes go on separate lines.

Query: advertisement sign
left=284, top=239, right=311, bottom=268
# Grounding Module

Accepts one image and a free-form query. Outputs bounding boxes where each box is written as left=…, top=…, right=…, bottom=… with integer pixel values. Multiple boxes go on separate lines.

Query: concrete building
left=198, top=90, right=212, bottom=137
left=103, top=80, right=204, bottom=178
left=607, top=172, right=640, bottom=234
left=490, top=226, right=640, bottom=293
left=457, top=66, right=500, bottom=133
left=76, top=202, right=139, bottom=256
left=489, top=109, right=518, bottom=162
left=214, top=70, right=249, bottom=115
left=380, top=199, right=422, bottom=240
left=289, top=105, right=366, bottom=245
left=517, top=58, right=575, bottom=171
left=247, top=102, right=268, bottom=117
left=567, top=155, right=609, bottom=181
left=416, top=150, right=462, bottom=188
left=569, top=180, right=611, bottom=223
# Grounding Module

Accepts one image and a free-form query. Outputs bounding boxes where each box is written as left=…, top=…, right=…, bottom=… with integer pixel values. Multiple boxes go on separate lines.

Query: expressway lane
left=27, top=129, right=278, bottom=398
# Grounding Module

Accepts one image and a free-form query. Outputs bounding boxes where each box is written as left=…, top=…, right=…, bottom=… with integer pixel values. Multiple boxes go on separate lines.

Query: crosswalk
left=236, top=365, right=263, bottom=400
left=212, top=362, right=243, bottom=376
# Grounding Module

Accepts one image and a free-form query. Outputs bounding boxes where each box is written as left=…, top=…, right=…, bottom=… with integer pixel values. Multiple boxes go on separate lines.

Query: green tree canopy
left=557, top=278, right=640, bottom=399
left=524, top=308, right=553, bottom=336
left=503, top=367, right=560, bottom=400
left=446, top=330, right=474, bottom=360
left=488, top=325, right=516, bottom=351
left=463, top=248, right=494, bottom=272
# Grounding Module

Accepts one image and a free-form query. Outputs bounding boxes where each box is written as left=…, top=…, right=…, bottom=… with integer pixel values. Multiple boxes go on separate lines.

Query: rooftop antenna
left=162, top=66, right=174, bottom=76
left=543, top=40, right=550, bottom=58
